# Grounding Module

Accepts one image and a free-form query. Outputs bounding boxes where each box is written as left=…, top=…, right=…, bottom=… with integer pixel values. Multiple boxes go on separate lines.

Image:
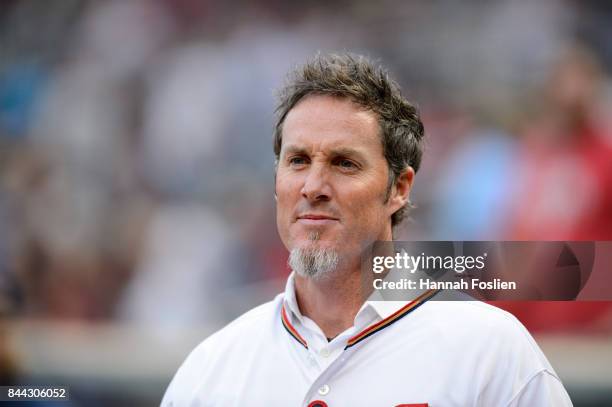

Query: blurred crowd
left=0, top=0, right=611, bottom=346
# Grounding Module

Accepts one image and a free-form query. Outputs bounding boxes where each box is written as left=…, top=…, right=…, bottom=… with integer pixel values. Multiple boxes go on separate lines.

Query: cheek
left=342, top=185, right=388, bottom=225
left=276, top=176, right=298, bottom=209
left=275, top=175, right=299, bottom=230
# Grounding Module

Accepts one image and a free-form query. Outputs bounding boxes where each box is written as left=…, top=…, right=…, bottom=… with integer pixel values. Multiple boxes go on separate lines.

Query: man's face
left=276, top=95, right=407, bottom=264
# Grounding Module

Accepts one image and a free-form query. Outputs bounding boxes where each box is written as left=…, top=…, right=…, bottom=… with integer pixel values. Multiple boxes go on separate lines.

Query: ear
left=387, top=166, right=415, bottom=215
left=273, top=160, right=279, bottom=200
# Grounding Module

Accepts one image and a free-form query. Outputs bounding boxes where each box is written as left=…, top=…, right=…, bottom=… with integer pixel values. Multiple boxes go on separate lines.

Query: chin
left=294, top=239, right=334, bottom=251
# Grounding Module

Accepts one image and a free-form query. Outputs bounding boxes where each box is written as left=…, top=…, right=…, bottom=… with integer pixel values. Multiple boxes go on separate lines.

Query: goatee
left=288, top=232, right=339, bottom=280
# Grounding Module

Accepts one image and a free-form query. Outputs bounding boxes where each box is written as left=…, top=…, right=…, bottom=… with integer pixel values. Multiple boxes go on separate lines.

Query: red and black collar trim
left=344, top=289, right=439, bottom=349
left=281, top=289, right=439, bottom=350
left=281, top=304, right=308, bottom=349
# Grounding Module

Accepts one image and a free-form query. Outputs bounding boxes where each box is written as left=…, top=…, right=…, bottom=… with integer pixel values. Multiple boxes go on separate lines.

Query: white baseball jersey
left=161, top=273, right=572, bottom=406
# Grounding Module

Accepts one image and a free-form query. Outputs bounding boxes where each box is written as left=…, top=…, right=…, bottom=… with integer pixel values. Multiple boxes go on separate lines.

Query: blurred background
left=0, top=0, right=611, bottom=405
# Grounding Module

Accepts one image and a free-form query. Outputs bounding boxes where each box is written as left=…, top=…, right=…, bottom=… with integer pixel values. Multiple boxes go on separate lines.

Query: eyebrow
left=281, top=145, right=308, bottom=157
left=282, top=144, right=368, bottom=161
left=331, top=147, right=367, bottom=161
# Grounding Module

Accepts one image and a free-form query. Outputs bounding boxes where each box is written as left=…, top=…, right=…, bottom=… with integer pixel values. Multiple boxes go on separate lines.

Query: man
left=161, top=53, right=572, bottom=406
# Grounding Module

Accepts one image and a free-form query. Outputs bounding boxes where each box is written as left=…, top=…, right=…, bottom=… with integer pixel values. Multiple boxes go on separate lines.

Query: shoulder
left=423, top=300, right=566, bottom=400
left=403, top=299, right=559, bottom=376
left=424, top=300, right=548, bottom=353
left=161, top=294, right=283, bottom=405
left=417, top=300, right=569, bottom=404
left=425, top=299, right=538, bottom=338
left=211, top=295, right=281, bottom=338
left=185, top=294, right=282, bottom=362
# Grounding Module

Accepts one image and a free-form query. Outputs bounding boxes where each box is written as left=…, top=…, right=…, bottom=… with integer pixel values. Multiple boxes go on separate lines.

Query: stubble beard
left=288, top=231, right=339, bottom=281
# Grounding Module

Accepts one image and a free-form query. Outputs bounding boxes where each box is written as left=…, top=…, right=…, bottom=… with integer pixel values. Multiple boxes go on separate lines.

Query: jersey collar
left=281, top=272, right=439, bottom=350
left=345, top=289, right=439, bottom=349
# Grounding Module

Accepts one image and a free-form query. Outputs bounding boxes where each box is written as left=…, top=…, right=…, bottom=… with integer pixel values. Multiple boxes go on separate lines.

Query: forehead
left=281, top=95, right=382, bottom=154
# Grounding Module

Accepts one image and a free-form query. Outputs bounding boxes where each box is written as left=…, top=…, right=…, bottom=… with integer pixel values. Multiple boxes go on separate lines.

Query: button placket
left=303, top=345, right=354, bottom=406
left=307, top=353, right=318, bottom=368
left=317, top=384, right=330, bottom=396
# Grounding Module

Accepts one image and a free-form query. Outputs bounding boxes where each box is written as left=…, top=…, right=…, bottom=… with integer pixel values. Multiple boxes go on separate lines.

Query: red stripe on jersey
left=281, top=304, right=309, bottom=349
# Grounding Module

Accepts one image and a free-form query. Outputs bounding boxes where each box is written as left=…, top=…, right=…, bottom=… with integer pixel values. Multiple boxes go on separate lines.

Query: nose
left=301, top=164, right=331, bottom=203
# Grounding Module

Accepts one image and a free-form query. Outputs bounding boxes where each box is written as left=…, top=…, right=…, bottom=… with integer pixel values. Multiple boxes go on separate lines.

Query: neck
left=293, top=257, right=372, bottom=339
left=292, top=225, right=393, bottom=339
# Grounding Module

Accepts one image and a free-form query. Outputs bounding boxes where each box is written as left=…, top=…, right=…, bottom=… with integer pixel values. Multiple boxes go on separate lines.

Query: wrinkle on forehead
left=281, top=95, right=383, bottom=157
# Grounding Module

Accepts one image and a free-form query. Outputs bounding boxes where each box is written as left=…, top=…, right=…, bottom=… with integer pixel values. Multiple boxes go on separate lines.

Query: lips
left=296, top=214, right=340, bottom=225
left=297, top=214, right=339, bottom=221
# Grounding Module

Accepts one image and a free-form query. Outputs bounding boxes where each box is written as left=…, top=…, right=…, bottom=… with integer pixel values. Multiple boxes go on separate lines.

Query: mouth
left=296, top=214, right=340, bottom=225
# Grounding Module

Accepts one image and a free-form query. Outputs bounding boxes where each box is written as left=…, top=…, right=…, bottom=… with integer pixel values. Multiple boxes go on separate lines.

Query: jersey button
left=320, top=348, right=330, bottom=358
left=318, top=384, right=330, bottom=395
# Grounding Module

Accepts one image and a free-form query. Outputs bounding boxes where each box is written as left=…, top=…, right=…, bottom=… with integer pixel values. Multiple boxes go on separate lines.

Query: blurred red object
left=493, top=301, right=612, bottom=333
left=511, top=126, right=612, bottom=240
left=511, top=46, right=612, bottom=240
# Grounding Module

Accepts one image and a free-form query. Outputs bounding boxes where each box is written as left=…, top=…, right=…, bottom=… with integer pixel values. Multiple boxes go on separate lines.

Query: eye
left=288, top=155, right=309, bottom=166
left=334, top=158, right=358, bottom=170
